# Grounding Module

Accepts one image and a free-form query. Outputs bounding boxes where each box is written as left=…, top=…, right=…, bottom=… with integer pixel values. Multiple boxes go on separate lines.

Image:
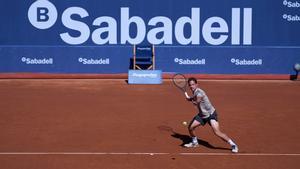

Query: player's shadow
left=171, top=132, right=231, bottom=150
left=158, top=125, right=230, bottom=150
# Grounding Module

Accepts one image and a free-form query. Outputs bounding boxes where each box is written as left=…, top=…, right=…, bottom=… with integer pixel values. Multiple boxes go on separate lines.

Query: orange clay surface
left=0, top=79, right=299, bottom=169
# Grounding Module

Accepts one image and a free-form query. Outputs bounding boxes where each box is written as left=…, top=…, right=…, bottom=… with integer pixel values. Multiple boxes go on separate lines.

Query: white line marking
left=0, top=152, right=299, bottom=156
left=180, top=153, right=300, bottom=156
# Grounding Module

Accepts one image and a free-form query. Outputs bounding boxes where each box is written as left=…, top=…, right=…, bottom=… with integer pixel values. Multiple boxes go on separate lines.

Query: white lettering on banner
left=230, top=58, right=263, bottom=66
left=243, top=8, right=252, bottom=45
left=120, top=8, right=146, bottom=44
left=174, top=8, right=200, bottom=45
left=28, top=1, right=252, bottom=45
left=282, top=14, right=300, bottom=22
left=60, top=7, right=90, bottom=45
left=147, top=16, right=173, bottom=44
left=283, top=0, right=300, bottom=8
left=21, top=57, right=53, bottom=65
left=28, top=0, right=57, bottom=29
left=92, top=16, right=117, bottom=45
left=78, top=58, right=110, bottom=65
left=174, top=58, right=205, bottom=65
left=132, top=73, right=158, bottom=78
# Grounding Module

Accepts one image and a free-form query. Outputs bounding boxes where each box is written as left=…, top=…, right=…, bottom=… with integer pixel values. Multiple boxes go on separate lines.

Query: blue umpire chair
left=133, top=44, right=155, bottom=70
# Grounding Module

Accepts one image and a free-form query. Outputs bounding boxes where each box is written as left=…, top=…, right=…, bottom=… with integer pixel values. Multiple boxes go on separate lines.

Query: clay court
left=0, top=79, right=299, bottom=169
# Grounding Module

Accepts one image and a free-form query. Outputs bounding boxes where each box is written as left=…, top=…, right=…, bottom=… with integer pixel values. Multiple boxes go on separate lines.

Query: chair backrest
left=135, top=45, right=154, bottom=57
left=133, top=44, right=155, bottom=70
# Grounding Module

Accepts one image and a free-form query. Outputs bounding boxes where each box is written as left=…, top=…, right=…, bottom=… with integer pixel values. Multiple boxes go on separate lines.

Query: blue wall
left=0, top=0, right=299, bottom=74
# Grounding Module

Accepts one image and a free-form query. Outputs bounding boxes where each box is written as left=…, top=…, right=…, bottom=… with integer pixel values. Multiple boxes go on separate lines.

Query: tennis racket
left=172, top=73, right=190, bottom=99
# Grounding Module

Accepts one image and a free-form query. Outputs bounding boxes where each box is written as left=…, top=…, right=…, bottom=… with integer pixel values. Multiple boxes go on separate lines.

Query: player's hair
left=188, top=77, right=197, bottom=84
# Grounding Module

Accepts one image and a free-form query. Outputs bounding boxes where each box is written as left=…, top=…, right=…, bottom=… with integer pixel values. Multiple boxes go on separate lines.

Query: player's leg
left=209, top=119, right=230, bottom=141
left=184, top=118, right=202, bottom=148
left=188, top=119, right=201, bottom=138
left=210, top=119, right=238, bottom=153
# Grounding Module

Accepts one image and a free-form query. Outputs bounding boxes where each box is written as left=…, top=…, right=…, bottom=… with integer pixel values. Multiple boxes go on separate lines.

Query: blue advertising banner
left=156, top=46, right=300, bottom=74
left=0, top=0, right=299, bottom=75
left=0, top=46, right=131, bottom=73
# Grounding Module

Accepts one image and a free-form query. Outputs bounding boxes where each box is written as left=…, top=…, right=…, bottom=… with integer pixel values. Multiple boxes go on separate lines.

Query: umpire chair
left=133, top=44, right=155, bottom=70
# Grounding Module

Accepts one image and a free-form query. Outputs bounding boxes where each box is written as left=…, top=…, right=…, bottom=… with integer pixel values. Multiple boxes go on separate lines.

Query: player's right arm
left=190, top=95, right=203, bottom=105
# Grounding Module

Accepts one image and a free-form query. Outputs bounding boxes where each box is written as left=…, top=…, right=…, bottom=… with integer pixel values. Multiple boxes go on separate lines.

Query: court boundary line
left=0, top=152, right=299, bottom=156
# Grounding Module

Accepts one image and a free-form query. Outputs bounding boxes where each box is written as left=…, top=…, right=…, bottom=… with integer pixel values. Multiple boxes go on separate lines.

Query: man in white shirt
left=184, top=77, right=238, bottom=153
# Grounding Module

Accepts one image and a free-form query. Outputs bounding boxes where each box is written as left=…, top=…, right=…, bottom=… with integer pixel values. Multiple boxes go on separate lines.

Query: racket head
left=172, top=73, right=187, bottom=92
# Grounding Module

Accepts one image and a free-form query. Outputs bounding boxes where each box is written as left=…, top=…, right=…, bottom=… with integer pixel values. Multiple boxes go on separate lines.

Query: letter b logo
left=28, top=0, right=57, bottom=29
left=37, top=7, right=50, bottom=21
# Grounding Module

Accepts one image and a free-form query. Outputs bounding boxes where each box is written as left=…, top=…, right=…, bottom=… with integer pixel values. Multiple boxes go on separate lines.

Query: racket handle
left=184, top=92, right=190, bottom=99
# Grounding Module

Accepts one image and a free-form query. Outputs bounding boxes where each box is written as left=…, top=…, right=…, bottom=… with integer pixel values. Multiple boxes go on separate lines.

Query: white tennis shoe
left=231, top=145, right=239, bottom=153
left=184, top=142, right=199, bottom=148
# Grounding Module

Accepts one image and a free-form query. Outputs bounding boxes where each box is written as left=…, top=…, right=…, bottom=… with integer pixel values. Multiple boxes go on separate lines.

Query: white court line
left=180, top=153, right=300, bottom=156
left=0, top=152, right=299, bottom=156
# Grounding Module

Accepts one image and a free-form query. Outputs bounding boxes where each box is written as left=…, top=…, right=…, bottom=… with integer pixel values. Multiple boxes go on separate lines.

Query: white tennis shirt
left=193, top=88, right=216, bottom=118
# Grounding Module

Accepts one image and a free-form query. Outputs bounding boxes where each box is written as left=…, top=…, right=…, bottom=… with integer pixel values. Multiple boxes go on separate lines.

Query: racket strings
left=173, top=78, right=186, bottom=88
left=172, top=74, right=187, bottom=89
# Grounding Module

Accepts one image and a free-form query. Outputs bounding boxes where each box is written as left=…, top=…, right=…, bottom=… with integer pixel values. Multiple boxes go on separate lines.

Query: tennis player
left=184, top=77, right=238, bottom=153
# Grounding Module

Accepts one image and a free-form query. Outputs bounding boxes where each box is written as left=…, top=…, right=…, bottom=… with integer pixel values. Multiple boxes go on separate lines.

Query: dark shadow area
left=290, top=66, right=299, bottom=80
left=158, top=125, right=230, bottom=150
left=129, top=58, right=133, bottom=69
left=290, top=72, right=298, bottom=80
left=129, top=58, right=153, bottom=70
left=171, top=132, right=231, bottom=150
